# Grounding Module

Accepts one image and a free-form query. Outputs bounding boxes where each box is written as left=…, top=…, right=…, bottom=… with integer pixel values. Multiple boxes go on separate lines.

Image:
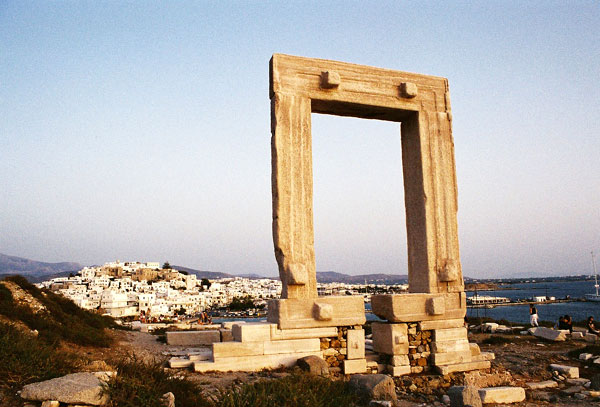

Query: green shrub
left=0, top=322, right=82, bottom=405
left=0, top=276, right=115, bottom=347
left=215, top=371, right=369, bottom=407
left=104, top=356, right=211, bottom=407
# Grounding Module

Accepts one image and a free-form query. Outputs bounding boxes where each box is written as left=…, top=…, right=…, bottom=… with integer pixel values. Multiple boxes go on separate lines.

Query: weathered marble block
left=371, top=293, right=465, bottom=323
left=267, top=296, right=365, bottom=329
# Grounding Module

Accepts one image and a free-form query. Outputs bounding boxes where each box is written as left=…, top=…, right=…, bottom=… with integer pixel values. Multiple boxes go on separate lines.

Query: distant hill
left=172, top=265, right=233, bottom=279
left=316, top=271, right=407, bottom=284
left=0, top=252, right=410, bottom=284
left=237, top=273, right=269, bottom=279
left=0, top=253, right=81, bottom=280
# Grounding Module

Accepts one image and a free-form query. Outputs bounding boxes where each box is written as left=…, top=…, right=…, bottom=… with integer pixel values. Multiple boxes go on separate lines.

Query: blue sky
left=1, top=2, right=599, bottom=278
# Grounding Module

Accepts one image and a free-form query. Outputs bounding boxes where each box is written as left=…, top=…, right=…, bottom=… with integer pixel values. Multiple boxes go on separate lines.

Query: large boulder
left=447, top=385, right=482, bottom=407
left=297, top=355, right=329, bottom=376
left=20, top=372, right=114, bottom=406
left=531, top=327, right=567, bottom=342
left=349, top=374, right=397, bottom=402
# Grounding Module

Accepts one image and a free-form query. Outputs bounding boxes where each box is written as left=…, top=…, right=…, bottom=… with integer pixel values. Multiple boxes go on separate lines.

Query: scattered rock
left=560, top=385, right=584, bottom=396
left=549, top=364, right=579, bottom=378
left=478, top=386, right=526, bottom=404
left=369, top=401, right=392, bottom=407
left=297, top=355, right=329, bottom=376
left=579, top=353, right=594, bottom=360
left=526, top=380, right=558, bottom=390
left=161, top=392, right=175, bottom=407
left=349, top=374, right=397, bottom=402
left=574, top=393, right=587, bottom=400
left=463, top=370, right=514, bottom=388
left=566, top=378, right=590, bottom=386
left=20, top=372, right=114, bottom=406
left=531, top=327, right=567, bottom=342
left=441, top=394, right=451, bottom=405
left=41, top=402, right=60, bottom=407
left=528, top=391, right=553, bottom=402
left=447, top=385, right=482, bottom=407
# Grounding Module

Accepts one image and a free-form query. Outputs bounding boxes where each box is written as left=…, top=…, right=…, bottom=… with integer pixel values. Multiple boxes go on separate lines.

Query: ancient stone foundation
left=193, top=320, right=368, bottom=373
left=371, top=295, right=493, bottom=376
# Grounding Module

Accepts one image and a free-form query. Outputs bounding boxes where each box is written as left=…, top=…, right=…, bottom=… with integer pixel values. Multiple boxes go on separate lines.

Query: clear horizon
left=1, top=2, right=599, bottom=279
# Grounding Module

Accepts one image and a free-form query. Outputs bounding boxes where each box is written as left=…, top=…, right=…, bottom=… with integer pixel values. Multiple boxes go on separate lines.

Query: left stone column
left=271, top=92, right=317, bottom=300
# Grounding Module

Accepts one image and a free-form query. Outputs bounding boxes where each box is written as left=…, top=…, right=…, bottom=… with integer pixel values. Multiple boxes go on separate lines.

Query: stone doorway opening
left=311, top=113, right=407, bottom=277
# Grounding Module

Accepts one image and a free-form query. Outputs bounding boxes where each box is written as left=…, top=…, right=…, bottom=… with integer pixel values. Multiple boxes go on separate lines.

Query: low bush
left=104, top=356, right=211, bottom=407
left=0, top=276, right=115, bottom=347
left=0, top=322, right=82, bottom=405
left=214, top=370, right=368, bottom=407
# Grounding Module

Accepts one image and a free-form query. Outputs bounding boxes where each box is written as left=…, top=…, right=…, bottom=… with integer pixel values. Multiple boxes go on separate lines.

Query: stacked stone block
left=193, top=322, right=367, bottom=374
left=371, top=297, right=493, bottom=376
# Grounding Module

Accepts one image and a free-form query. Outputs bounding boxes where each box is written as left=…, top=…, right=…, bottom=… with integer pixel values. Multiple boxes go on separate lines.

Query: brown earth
left=94, top=329, right=600, bottom=406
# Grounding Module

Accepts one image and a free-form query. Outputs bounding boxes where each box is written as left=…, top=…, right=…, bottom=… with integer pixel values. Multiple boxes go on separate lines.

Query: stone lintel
left=267, top=296, right=365, bottom=329
left=270, top=53, right=448, bottom=116
left=371, top=293, right=465, bottom=323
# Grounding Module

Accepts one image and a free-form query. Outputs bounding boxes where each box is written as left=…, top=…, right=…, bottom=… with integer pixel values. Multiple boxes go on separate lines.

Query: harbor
left=465, top=279, right=600, bottom=324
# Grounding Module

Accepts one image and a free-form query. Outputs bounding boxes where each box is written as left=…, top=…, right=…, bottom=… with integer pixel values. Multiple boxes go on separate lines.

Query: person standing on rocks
left=529, top=304, right=539, bottom=327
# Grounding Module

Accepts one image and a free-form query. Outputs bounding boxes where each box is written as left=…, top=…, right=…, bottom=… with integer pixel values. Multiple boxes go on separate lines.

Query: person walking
left=529, top=303, right=539, bottom=327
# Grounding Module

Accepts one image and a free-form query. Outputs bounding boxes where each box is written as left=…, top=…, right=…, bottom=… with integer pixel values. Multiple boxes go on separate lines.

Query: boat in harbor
left=467, top=295, right=510, bottom=306
left=585, top=251, right=600, bottom=302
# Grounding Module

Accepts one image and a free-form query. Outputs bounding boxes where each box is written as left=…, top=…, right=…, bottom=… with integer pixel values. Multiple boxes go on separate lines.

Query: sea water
left=466, top=279, right=600, bottom=324
left=214, top=280, right=600, bottom=326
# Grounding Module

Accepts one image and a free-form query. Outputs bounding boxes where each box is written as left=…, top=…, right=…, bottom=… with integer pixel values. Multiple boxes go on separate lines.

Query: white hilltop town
left=38, top=260, right=408, bottom=321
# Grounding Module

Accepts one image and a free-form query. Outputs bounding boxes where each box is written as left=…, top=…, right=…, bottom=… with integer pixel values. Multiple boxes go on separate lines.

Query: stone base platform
left=190, top=322, right=367, bottom=373
left=371, top=316, right=493, bottom=377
